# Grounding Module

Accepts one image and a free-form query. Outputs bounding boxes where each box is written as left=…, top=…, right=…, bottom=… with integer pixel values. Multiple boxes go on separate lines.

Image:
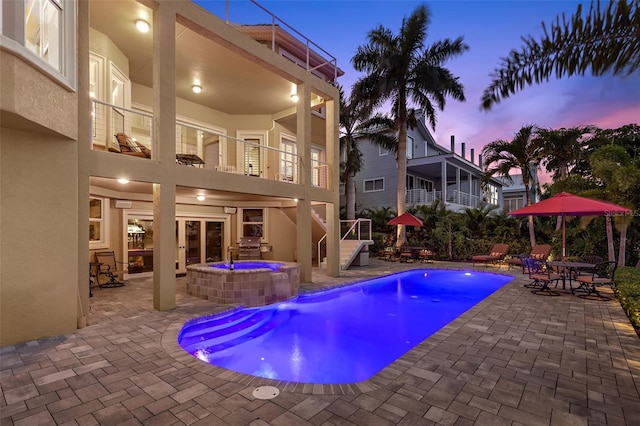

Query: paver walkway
left=1, top=260, right=639, bottom=425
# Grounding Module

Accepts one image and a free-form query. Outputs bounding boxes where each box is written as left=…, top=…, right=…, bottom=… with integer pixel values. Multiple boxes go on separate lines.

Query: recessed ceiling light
left=192, top=85, right=202, bottom=94
left=135, top=20, right=150, bottom=33
left=290, top=94, right=299, bottom=103
left=117, top=178, right=129, bottom=184
left=196, top=195, right=206, bottom=201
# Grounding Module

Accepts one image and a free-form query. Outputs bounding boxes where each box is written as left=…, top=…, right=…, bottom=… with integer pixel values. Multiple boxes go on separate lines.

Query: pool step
left=179, top=309, right=259, bottom=339
left=180, top=309, right=277, bottom=352
left=204, top=309, right=292, bottom=354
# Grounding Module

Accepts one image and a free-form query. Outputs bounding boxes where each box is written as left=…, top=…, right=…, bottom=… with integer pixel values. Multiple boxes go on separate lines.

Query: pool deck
left=1, top=259, right=639, bottom=425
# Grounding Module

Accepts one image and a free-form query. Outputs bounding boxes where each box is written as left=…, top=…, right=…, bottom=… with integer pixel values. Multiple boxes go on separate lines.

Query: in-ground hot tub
left=186, top=260, right=300, bottom=307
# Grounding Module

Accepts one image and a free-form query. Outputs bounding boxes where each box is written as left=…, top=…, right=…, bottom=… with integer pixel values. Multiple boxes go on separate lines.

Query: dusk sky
left=199, top=0, right=640, bottom=177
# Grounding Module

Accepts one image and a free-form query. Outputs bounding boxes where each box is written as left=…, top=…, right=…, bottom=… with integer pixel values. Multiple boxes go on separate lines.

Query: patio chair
left=574, top=261, right=617, bottom=300
left=527, top=259, right=562, bottom=296
left=508, top=244, right=552, bottom=273
left=381, top=246, right=398, bottom=262
left=94, top=251, right=127, bottom=288
left=111, top=133, right=149, bottom=158
left=472, top=243, right=510, bottom=267
left=418, top=248, right=434, bottom=263
left=398, top=245, right=414, bottom=263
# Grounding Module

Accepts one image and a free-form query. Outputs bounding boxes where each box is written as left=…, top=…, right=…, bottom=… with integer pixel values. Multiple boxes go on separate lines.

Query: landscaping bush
left=615, top=266, right=640, bottom=335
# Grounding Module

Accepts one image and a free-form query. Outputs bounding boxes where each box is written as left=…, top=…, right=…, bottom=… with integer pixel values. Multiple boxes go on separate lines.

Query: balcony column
left=325, top=96, right=340, bottom=277
left=296, top=83, right=312, bottom=282
left=456, top=166, right=461, bottom=204
left=441, top=161, right=447, bottom=205
left=152, top=3, right=177, bottom=310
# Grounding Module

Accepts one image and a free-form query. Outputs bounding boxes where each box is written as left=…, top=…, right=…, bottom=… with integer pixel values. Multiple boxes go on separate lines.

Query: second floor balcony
left=91, top=99, right=331, bottom=189
left=406, top=189, right=483, bottom=210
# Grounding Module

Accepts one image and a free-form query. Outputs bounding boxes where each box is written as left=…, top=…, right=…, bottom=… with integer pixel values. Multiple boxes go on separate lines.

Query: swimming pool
left=178, top=269, right=513, bottom=384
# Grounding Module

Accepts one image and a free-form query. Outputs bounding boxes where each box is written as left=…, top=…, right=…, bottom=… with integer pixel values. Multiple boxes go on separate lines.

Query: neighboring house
left=0, top=0, right=344, bottom=346
left=344, top=111, right=505, bottom=214
left=501, top=171, right=541, bottom=212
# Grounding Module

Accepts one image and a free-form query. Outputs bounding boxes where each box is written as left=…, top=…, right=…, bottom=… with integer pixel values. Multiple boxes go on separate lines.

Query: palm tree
left=351, top=4, right=468, bottom=244
left=339, top=86, right=396, bottom=220
left=481, top=0, right=640, bottom=110
left=536, top=126, right=598, bottom=181
left=481, top=125, right=541, bottom=247
left=536, top=125, right=597, bottom=230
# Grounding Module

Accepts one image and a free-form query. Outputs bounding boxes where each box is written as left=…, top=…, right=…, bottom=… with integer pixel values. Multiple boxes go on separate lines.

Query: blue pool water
left=212, top=262, right=282, bottom=271
left=178, top=269, right=512, bottom=384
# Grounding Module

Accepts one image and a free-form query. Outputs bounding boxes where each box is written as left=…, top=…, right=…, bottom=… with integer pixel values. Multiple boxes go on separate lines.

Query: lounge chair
left=508, top=244, right=552, bottom=272
left=110, top=133, right=151, bottom=158
left=472, top=243, right=509, bottom=267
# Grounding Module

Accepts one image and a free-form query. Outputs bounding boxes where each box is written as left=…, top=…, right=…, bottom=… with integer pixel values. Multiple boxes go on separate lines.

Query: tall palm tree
left=339, top=86, right=396, bottom=220
left=536, top=125, right=597, bottom=230
left=481, top=125, right=541, bottom=247
left=481, top=0, right=640, bottom=110
left=351, top=4, right=468, bottom=244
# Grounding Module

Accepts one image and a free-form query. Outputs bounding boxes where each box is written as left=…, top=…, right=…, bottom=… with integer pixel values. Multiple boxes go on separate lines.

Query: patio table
left=546, top=261, right=595, bottom=292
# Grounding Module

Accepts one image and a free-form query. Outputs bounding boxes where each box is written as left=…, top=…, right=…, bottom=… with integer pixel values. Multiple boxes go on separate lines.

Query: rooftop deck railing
left=213, top=0, right=338, bottom=81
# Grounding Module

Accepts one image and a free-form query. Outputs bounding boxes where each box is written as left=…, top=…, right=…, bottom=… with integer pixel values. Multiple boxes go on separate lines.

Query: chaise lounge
left=472, top=243, right=510, bottom=267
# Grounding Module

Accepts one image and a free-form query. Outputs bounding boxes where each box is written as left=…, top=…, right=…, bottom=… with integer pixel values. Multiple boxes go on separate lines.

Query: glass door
left=175, top=218, right=225, bottom=274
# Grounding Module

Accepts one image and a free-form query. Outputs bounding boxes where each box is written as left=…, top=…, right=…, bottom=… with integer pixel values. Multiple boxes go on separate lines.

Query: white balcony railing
left=91, top=100, right=331, bottom=188
left=405, top=189, right=481, bottom=208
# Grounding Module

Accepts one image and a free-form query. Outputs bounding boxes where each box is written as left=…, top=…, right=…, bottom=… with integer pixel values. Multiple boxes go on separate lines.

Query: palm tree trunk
left=523, top=183, right=536, bottom=248
left=346, top=172, right=356, bottom=220
left=618, top=223, right=627, bottom=266
left=396, top=116, right=408, bottom=245
left=606, top=215, right=616, bottom=262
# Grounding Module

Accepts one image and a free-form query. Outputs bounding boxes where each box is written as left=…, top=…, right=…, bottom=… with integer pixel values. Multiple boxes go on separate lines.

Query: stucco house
left=0, top=0, right=344, bottom=346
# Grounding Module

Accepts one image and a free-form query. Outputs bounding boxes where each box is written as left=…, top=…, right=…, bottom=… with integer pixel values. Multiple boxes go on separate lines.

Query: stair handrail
left=340, top=218, right=372, bottom=241
left=317, top=233, right=327, bottom=267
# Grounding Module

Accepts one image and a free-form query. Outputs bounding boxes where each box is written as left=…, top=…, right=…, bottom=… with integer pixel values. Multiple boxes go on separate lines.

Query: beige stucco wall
left=0, top=51, right=77, bottom=140
left=89, top=28, right=130, bottom=77
left=0, top=128, right=79, bottom=346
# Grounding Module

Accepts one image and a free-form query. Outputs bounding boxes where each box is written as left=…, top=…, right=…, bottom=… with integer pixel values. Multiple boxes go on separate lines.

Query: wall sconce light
left=196, top=195, right=206, bottom=201
left=192, top=85, right=202, bottom=94
left=290, top=94, right=299, bottom=103
left=135, top=20, right=150, bottom=33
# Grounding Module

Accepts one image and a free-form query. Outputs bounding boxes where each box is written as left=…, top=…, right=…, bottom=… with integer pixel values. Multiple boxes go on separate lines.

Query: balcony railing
left=340, top=219, right=372, bottom=241
left=406, top=189, right=481, bottom=208
left=210, top=0, right=338, bottom=81
left=91, top=100, right=330, bottom=188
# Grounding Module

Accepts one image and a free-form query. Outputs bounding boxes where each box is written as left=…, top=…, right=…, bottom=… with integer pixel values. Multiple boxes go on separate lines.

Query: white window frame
left=363, top=178, right=385, bottom=193
left=279, top=134, right=297, bottom=182
left=485, top=184, right=499, bottom=205
left=379, top=146, right=389, bottom=156
left=0, top=0, right=76, bottom=89
left=238, top=208, right=269, bottom=243
left=406, top=135, right=414, bottom=159
left=311, top=145, right=326, bottom=187
left=89, top=196, right=110, bottom=249
left=236, top=130, right=268, bottom=177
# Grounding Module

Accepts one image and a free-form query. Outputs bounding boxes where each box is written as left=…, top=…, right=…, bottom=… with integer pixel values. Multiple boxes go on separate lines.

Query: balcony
left=91, top=100, right=329, bottom=188
left=406, top=189, right=481, bottom=209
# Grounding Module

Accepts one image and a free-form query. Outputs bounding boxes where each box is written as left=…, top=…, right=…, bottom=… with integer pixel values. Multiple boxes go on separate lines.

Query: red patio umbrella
left=387, top=212, right=424, bottom=227
left=508, top=192, right=630, bottom=259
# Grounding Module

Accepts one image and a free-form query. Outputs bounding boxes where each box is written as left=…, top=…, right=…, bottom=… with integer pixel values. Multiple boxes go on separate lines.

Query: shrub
left=615, top=266, right=640, bottom=335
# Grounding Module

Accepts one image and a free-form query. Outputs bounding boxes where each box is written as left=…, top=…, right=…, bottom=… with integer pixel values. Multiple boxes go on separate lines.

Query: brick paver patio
left=1, top=259, right=639, bottom=425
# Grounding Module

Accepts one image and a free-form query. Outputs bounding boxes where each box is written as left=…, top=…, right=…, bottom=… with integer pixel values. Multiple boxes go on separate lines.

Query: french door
left=175, top=216, right=230, bottom=274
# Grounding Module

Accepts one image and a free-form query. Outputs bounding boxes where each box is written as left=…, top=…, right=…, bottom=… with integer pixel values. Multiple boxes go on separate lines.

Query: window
left=505, top=197, right=524, bottom=212
left=485, top=185, right=499, bottom=205
left=311, top=147, right=326, bottom=187
left=379, top=147, right=389, bottom=156
left=364, top=178, right=384, bottom=192
left=2, top=0, right=75, bottom=86
left=89, top=197, right=109, bottom=248
left=240, top=208, right=268, bottom=241
left=406, top=136, right=414, bottom=159
left=25, top=0, right=61, bottom=70
left=280, top=137, right=297, bottom=182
